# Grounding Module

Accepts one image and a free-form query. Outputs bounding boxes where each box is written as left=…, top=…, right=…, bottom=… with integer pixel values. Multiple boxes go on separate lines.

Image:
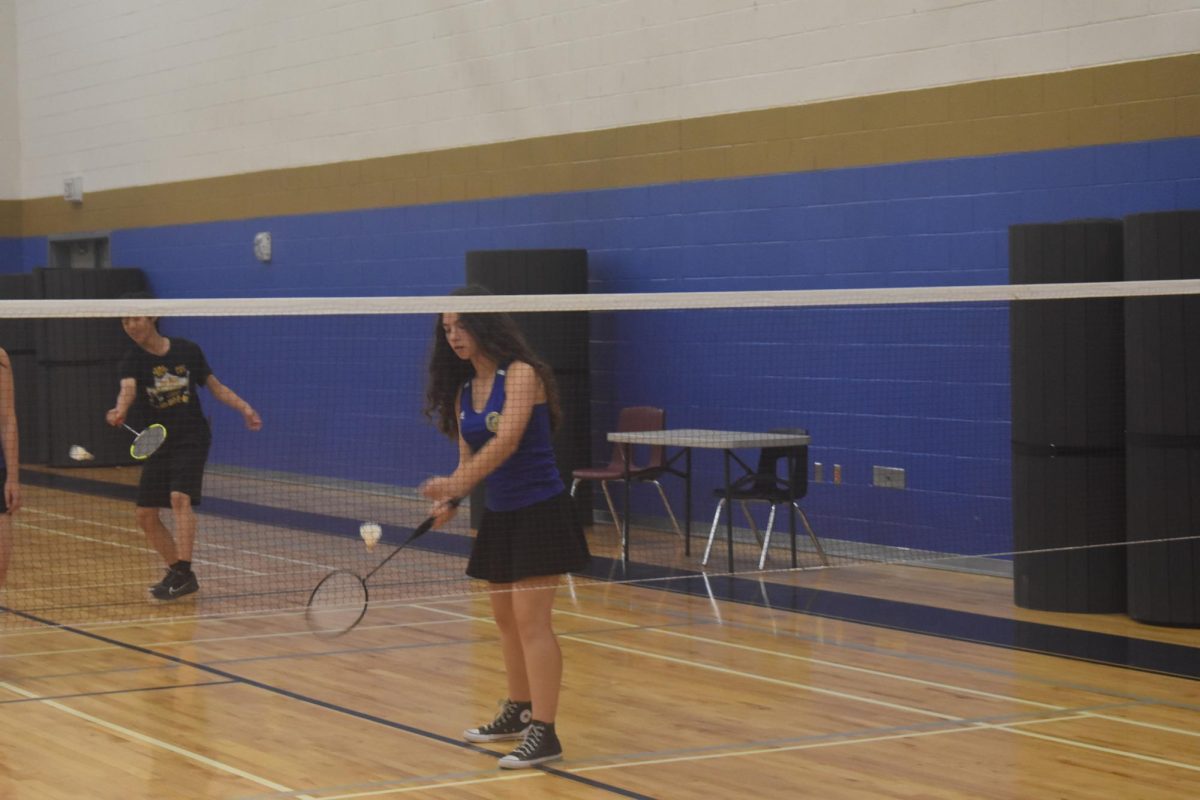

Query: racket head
left=305, top=569, right=369, bottom=638
left=130, top=424, right=167, bottom=460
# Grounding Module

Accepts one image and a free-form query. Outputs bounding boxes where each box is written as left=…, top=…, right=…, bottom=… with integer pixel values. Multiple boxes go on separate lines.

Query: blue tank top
left=459, top=364, right=564, bottom=512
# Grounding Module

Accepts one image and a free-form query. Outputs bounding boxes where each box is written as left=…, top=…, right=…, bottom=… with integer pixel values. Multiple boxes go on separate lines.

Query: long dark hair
left=424, top=285, right=562, bottom=438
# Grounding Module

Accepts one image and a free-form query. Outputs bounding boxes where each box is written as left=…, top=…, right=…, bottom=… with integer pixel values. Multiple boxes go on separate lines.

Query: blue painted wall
left=10, top=136, right=1200, bottom=558
left=0, top=239, right=20, bottom=272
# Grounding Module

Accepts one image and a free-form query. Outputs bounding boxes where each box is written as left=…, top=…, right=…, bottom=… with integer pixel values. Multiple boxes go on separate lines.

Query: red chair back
left=605, top=406, right=667, bottom=474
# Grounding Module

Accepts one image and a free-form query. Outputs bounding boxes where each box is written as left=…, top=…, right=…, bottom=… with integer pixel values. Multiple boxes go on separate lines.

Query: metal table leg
left=621, top=442, right=631, bottom=565
left=684, top=447, right=692, bottom=556
left=724, top=449, right=735, bottom=572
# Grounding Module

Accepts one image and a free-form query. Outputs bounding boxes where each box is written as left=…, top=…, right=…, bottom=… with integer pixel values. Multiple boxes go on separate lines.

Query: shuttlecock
left=359, top=522, right=382, bottom=551
left=69, top=445, right=95, bottom=462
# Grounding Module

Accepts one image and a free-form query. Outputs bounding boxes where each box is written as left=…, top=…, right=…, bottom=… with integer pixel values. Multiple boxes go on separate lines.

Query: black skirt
left=467, top=491, right=590, bottom=584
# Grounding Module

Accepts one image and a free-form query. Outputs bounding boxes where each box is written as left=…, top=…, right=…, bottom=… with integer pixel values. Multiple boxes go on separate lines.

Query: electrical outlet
left=873, top=466, right=905, bottom=489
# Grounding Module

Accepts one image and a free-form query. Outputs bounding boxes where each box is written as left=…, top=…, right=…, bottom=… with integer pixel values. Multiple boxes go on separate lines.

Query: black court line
left=24, top=469, right=1200, bottom=680
left=0, top=604, right=655, bottom=799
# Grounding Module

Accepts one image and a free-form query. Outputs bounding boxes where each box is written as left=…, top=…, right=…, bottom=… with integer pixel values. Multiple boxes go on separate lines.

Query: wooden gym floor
left=0, top=467, right=1197, bottom=799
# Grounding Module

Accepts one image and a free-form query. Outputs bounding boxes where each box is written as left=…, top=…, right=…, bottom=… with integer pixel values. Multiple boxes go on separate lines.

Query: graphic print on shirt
left=145, top=363, right=193, bottom=410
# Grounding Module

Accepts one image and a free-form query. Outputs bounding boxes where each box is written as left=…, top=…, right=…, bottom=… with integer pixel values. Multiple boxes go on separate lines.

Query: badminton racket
left=123, top=423, right=167, bottom=460
left=306, top=498, right=460, bottom=637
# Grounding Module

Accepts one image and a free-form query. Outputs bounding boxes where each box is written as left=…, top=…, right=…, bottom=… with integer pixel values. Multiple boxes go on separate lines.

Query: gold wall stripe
left=3, top=53, right=1198, bottom=239
left=0, top=201, right=19, bottom=239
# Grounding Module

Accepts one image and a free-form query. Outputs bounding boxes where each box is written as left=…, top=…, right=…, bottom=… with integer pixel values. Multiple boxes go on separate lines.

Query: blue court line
left=24, top=469, right=1200, bottom=681
left=655, top=573, right=1200, bottom=681
left=0, top=603, right=656, bottom=799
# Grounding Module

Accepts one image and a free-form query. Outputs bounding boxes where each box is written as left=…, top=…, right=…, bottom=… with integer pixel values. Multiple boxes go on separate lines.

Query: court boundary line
left=7, top=580, right=1197, bottom=794
left=0, top=605, right=657, bottom=800
left=0, top=680, right=316, bottom=798
left=414, top=602, right=1200, bottom=773
left=17, top=471, right=1200, bottom=682
left=0, top=678, right=235, bottom=705
left=555, top=604, right=1200, bottom=740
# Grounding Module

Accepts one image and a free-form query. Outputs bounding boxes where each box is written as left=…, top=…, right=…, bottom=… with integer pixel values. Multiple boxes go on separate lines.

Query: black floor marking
left=0, top=603, right=656, bottom=799
left=23, top=469, right=1200, bottom=681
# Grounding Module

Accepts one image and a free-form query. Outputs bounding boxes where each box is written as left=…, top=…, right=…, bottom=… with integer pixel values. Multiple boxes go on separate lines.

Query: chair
left=701, top=428, right=827, bottom=570
left=570, top=406, right=682, bottom=546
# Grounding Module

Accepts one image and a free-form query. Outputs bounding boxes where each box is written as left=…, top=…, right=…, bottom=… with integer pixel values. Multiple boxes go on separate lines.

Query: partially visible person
left=422, top=285, right=590, bottom=769
left=0, top=346, right=20, bottom=589
left=106, top=294, right=261, bottom=600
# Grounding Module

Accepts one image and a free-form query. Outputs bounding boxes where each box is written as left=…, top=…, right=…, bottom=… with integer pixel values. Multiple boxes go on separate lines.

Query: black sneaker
left=463, top=699, right=532, bottom=743
left=148, top=566, right=178, bottom=594
left=150, top=569, right=198, bottom=601
left=498, top=721, right=562, bottom=769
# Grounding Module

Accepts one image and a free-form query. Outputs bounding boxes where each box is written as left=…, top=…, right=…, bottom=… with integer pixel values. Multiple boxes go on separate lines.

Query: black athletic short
left=136, top=439, right=210, bottom=508
left=467, top=491, right=590, bottom=584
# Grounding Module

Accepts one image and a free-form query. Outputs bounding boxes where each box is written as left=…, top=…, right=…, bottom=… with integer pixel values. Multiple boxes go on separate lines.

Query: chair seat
left=712, top=487, right=791, bottom=503
left=571, top=405, right=682, bottom=545
left=573, top=466, right=660, bottom=481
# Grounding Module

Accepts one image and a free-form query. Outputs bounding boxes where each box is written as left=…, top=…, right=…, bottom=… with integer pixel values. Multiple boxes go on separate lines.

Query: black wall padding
left=34, top=268, right=147, bottom=362
left=1123, top=210, right=1200, bottom=627
left=0, top=274, right=36, bottom=354
left=0, top=275, right=40, bottom=464
left=10, top=353, right=41, bottom=464
left=464, top=250, right=591, bottom=527
left=465, top=250, right=589, bottom=371
left=43, top=364, right=137, bottom=467
left=33, top=268, right=149, bottom=467
left=1009, top=220, right=1126, bottom=613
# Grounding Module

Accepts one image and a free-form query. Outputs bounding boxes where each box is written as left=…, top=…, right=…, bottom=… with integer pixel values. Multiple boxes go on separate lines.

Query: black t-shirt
left=118, top=337, right=213, bottom=443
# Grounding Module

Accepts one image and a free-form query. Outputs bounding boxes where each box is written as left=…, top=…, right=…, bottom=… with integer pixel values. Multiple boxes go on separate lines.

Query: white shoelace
left=511, top=726, right=543, bottom=758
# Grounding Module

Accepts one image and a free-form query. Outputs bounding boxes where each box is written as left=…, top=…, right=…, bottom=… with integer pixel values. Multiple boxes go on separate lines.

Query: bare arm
left=0, top=349, right=20, bottom=513
left=105, top=377, right=137, bottom=427
left=429, top=398, right=473, bottom=526
left=205, top=374, right=262, bottom=430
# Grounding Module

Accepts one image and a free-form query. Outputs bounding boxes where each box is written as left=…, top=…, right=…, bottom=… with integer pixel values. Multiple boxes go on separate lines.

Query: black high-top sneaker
left=498, top=720, right=562, bottom=769
left=464, top=699, right=532, bottom=742
left=148, top=565, right=178, bottom=595
left=150, top=568, right=198, bottom=601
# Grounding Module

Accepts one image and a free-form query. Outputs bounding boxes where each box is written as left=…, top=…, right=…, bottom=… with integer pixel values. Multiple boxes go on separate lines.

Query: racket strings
left=306, top=570, right=369, bottom=636
left=131, top=425, right=166, bottom=458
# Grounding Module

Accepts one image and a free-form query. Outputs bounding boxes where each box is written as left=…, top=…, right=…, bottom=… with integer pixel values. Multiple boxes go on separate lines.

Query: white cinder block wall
left=1, top=0, right=18, bottom=199
left=8, top=0, right=1200, bottom=200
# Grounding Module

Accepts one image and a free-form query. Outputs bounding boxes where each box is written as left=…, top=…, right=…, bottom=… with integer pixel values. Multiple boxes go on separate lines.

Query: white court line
left=16, top=505, right=1198, bottom=783
left=137, top=616, right=468, bottom=650
left=314, top=772, right=542, bottom=799
left=569, top=633, right=960, bottom=719
left=17, top=518, right=152, bottom=554
left=1001, top=723, right=1200, bottom=773
left=416, top=604, right=957, bottom=721
left=573, top=719, right=996, bottom=772
left=1086, top=713, right=1200, bottom=739
left=556, top=608, right=1064, bottom=710
left=551, top=594, right=1200, bottom=728
left=417, top=598, right=1200, bottom=766
left=569, top=710, right=1200, bottom=776
left=0, top=681, right=316, bottom=798
left=18, top=509, right=265, bottom=575
left=0, top=615, right=471, bottom=661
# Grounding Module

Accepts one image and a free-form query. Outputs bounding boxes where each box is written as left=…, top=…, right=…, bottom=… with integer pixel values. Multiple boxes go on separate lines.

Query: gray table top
left=607, top=428, right=811, bottom=449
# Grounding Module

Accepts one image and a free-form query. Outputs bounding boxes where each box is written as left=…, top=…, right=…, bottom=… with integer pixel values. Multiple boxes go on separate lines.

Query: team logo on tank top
left=485, top=412, right=501, bottom=432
